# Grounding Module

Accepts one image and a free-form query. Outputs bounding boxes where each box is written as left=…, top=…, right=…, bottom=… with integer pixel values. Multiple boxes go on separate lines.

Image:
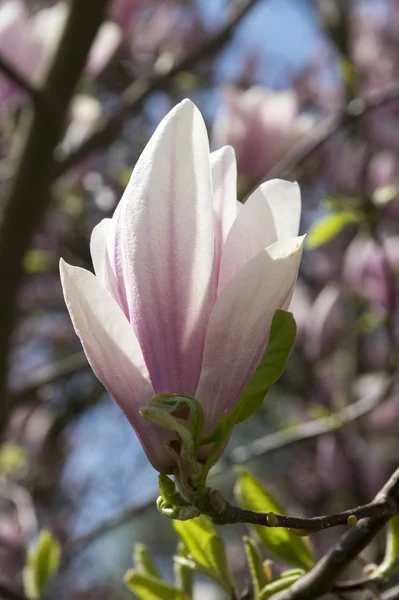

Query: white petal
left=90, top=218, right=112, bottom=283
left=218, top=179, right=301, bottom=293
left=211, top=146, right=237, bottom=279
left=60, top=259, right=174, bottom=473
left=111, top=99, right=215, bottom=396
left=196, top=235, right=304, bottom=434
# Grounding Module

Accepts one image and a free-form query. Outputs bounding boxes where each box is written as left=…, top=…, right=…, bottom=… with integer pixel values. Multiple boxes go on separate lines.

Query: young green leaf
left=173, top=515, right=233, bottom=593
left=230, top=310, right=296, bottom=424
left=134, top=544, right=161, bottom=579
left=259, top=573, right=303, bottom=599
left=174, top=542, right=193, bottom=597
left=23, top=529, right=61, bottom=600
left=243, top=536, right=267, bottom=598
left=373, top=515, right=399, bottom=580
left=235, top=469, right=315, bottom=570
left=124, top=570, right=187, bottom=600
left=306, top=211, right=362, bottom=249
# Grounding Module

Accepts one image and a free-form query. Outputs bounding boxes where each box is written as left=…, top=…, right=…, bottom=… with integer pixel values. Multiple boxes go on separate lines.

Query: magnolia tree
left=0, top=1, right=399, bottom=599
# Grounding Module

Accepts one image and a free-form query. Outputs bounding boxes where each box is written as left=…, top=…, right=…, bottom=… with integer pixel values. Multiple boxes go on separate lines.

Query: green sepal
left=174, top=542, right=193, bottom=597
left=23, top=529, right=61, bottom=600
left=141, top=394, right=204, bottom=444
left=158, top=474, right=178, bottom=504
left=229, top=310, right=297, bottom=425
left=234, top=469, right=315, bottom=570
left=374, top=515, right=399, bottom=580
left=124, top=570, right=186, bottom=600
left=173, top=515, right=233, bottom=593
left=306, top=210, right=362, bottom=249
left=133, top=544, right=161, bottom=579
left=259, top=573, right=303, bottom=599
left=157, top=497, right=200, bottom=521
left=243, top=536, right=267, bottom=598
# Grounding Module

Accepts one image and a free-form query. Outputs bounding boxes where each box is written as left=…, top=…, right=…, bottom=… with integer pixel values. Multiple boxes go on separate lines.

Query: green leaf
left=306, top=211, right=362, bottom=249
left=23, top=249, right=52, bottom=274
left=259, top=573, right=303, bottom=599
left=174, top=543, right=193, bottom=597
left=374, top=515, right=399, bottom=580
left=230, top=310, right=296, bottom=424
left=23, top=530, right=61, bottom=600
left=124, top=570, right=186, bottom=600
left=133, top=544, right=161, bottom=579
left=173, top=515, right=233, bottom=593
left=234, top=469, right=314, bottom=570
left=243, top=536, right=267, bottom=598
left=0, top=442, right=27, bottom=474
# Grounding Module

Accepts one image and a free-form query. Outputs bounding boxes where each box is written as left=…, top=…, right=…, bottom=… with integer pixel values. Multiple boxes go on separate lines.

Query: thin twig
left=206, top=496, right=393, bottom=531
left=241, top=81, right=399, bottom=199
left=270, top=467, right=399, bottom=600
left=63, top=373, right=393, bottom=557
left=215, top=372, right=391, bottom=469
left=381, top=583, right=399, bottom=600
left=11, top=351, right=88, bottom=403
left=63, top=494, right=158, bottom=560
left=54, top=0, right=263, bottom=177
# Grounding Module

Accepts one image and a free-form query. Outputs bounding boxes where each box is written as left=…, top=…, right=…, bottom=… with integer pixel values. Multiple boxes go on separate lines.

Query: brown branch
left=63, top=374, right=393, bottom=557
left=206, top=495, right=393, bottom=532
left=11, top=351, right=88, bottom=404
left=0, top=0, right=111, bottom=433
left=241, top=81, right=399, bottom=199
left=63, top=493, right=157, bottom=561
left=382, top=583, right=399, bottom=600
left=54, top=0, right=263, bottom=178
left=214, top=372, right=391, bottom=469
left=269, top=467, right=399, bottom=600
left=0, top=583, right=28, bottom=600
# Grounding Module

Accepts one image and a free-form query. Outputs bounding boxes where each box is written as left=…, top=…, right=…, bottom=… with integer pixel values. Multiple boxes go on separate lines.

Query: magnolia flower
left=0, top=1, right=121, bottom=110
left=213, top=86, right=312, bottom=184
left=60, top=100, right=304, bottom=473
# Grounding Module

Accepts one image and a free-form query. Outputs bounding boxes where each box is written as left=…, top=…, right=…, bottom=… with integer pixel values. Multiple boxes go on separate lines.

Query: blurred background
left=0, top=0, right=399, bottom=598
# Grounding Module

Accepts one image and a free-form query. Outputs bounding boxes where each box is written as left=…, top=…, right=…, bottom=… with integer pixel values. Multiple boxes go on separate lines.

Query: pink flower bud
left=212, top=86, right=312, bottom=183
left=60, top=100, right=304, bottom=472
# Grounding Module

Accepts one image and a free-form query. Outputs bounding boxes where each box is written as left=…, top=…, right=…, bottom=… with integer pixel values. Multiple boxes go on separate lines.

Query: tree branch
left=54, top=0, right=263, bottom=178
left=215, top=372, right=391, bottom=469
left=63, top=373, right=393, bottom=557
left=0, top=583, right=28, bottom=600
left=0, top=0, right=111, bottom=432
left=270, top=467, right=399, bottom=599
left=242, top=81, right=399, bottom=199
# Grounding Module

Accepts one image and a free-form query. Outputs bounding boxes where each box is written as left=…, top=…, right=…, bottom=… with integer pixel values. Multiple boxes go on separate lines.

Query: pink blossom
left=60, top=100, right=304, bottom=472
left=0, top=1, right=121, bottom=110
left=212, top=86, right=313, bottom=184
left=303, top=284, right=342, bottom=361
left=343, top=234, right=399, bottom=310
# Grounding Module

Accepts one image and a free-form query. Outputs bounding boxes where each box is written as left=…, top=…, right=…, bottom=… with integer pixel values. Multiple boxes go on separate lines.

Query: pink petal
left=90, top=218, right=129, bottom=317
left=87, top=21, right=121, bottom=76
left=60, top=259, right=174, bottom=473
left=110, top=99, right=215, bottom=396
left=218, top=179, right=301, bottom=293
left=196, top=236, right=305, bottom=434
left=211, top=146, right=238, bottom=285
